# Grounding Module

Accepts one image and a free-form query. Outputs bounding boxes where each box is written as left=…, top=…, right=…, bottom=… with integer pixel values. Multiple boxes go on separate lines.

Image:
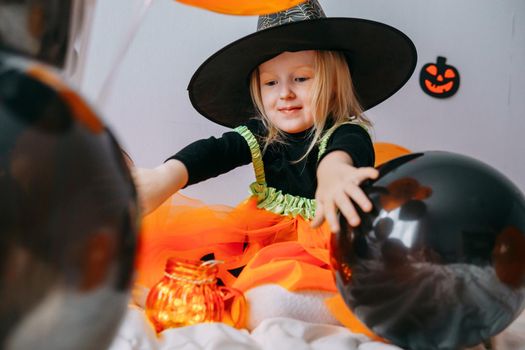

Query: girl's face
left=258, top=50, right=316, bottom=134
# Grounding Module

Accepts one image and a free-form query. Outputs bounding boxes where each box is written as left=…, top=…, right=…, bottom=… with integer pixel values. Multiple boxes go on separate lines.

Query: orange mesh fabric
left=135, top=193, right=335, bottom=293
left=135, top=193, right=299, bottom=289
left=135, top=192, right=381, bottom=338
left=325, top=294, right=384, bottom=341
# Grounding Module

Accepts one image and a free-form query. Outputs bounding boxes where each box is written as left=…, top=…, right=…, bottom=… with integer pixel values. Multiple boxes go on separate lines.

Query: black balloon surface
left=0, top=58, right=138, bottom=349
left=0, top=0, right=75, bottom=68
left=331, top=151, right=525, bottom=350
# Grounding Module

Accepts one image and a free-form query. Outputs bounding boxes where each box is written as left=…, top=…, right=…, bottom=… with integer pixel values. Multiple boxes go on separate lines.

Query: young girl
left=133, top=0, right=416, bottom=334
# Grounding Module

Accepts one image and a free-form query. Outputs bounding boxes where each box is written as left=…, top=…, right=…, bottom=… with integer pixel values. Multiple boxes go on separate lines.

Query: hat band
left=257, top=0, right=326, bottom=31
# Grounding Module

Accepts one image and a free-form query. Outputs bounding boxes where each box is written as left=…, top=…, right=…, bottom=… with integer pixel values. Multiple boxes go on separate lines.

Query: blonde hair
left=249, top=50, right=372, bottom=161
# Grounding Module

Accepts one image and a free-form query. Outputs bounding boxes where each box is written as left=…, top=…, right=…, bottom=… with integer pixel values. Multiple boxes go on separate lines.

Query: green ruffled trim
left=235, top=121, right=368, bottom=220
left=235, top=126, right=266, bottom=184
left=249, top=182, right=317, bottom=220
left=235, top=125, right=317, bottom=220
left=317, top=127, right=337, bottom=161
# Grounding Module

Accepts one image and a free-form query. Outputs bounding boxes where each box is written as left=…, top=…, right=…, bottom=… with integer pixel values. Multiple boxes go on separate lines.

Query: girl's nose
left=279, top=84, right=295, bottom=99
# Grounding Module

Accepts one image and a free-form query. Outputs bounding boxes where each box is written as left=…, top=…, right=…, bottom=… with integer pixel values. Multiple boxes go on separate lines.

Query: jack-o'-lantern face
left=419, top=56, right=460, bottom=98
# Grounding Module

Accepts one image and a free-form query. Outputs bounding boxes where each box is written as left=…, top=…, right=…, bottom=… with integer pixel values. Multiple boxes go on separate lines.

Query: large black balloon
left=331, top=151, right=525, bottom=350
left=0, top=0, right=75, bottom=68
left=0, top=58, right=138, bottom=349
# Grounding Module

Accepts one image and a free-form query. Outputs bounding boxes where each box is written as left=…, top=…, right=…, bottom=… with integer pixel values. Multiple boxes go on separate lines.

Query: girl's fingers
left=323, top=199, right=340, bottom=233
left=334, top=192, right=360, bottom=227
left=352, top=167, right=379, bottom=184
left=345, top=184, right=373, bottom=213
left=312, top=167, right=378, bottom=231
left=311, top=201, right=325, bottom=228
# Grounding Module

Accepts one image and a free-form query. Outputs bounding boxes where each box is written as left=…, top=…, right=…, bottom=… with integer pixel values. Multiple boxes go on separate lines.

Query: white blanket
left=109, top=284, right=525, bottom=350
left=109, top=305, right=401, bottom=350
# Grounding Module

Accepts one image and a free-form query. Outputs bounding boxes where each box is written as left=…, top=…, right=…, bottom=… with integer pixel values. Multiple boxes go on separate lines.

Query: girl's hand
left=311, top=151, right=378, bottom=233
left=131, top=159, right=188, bottom=216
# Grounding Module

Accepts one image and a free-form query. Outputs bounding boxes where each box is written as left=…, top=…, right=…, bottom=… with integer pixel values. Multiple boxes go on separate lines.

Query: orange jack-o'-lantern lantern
left=419, top=56, right=460, bottom=98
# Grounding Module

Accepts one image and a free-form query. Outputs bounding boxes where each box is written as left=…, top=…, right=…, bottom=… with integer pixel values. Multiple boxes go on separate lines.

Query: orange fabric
left=233, top=240, right=335, bottom=292
left=135, top=192, right=382, bottom=338
left=175, top=0, right=306, bottom=16
left=135, top=194, right=330, bottom=291
left=325, top=294, right=385, bottom=342
left=135, top=194, right=299, bottom=289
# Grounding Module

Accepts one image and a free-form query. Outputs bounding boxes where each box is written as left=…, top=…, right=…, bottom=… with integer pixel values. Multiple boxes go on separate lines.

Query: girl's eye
left=264, top=80, right=277, bottom=86
left=295, top=77, right=310, bottom=83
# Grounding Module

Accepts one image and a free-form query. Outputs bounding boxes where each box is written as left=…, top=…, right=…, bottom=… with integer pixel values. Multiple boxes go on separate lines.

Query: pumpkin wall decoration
left=419, top=56, right=460, bottom=98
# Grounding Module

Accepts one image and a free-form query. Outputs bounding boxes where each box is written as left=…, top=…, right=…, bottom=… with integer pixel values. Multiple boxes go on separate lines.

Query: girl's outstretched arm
left=132, top=159, right=189, bottom=216
left=311, top=151, right=378, bottom=233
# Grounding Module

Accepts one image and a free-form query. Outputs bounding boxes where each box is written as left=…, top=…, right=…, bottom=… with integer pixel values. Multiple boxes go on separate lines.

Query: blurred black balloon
left=0, top=58, right=138, bottom=349
left=0, top=0, right=78, bottom=68
left=331, top=151, right=525, bottom=350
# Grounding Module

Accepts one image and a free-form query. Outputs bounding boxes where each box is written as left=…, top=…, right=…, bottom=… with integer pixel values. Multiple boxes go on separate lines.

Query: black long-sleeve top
left=168, top=119, right=374, bottom=199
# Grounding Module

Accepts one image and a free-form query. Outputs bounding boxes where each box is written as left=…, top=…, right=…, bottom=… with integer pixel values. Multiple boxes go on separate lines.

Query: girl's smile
left=258, top=50, right=316, bottom=133
left=278, top=106, right=302, bottom=115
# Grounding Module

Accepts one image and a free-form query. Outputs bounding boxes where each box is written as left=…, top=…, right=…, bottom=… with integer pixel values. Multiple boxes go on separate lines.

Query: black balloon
left=0, top=0, right=75, bottom=68
left=0, top=58, right=138, bottom=349
left=331, top=151, right=525, bottom=350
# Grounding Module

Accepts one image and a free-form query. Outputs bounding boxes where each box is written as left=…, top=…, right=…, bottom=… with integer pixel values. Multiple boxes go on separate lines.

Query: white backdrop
left=80, top=0, right=525, bottom=206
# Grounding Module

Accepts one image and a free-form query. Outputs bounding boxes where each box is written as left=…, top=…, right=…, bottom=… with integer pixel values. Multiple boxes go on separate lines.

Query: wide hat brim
left=188, top=18, right=417, bottom=128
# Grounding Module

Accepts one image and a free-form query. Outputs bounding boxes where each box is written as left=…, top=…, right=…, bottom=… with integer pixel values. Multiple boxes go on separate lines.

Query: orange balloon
left=175, top=0, right=307, bottom=15
left=373, top=142, right=411, bottom=167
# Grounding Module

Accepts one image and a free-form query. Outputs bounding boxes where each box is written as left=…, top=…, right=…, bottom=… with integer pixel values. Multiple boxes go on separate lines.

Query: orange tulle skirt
left=134, top=193, right=378, bottom=338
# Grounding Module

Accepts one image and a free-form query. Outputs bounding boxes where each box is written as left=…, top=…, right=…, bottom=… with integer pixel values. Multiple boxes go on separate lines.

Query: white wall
left=81, top=0, right=525, bottom=206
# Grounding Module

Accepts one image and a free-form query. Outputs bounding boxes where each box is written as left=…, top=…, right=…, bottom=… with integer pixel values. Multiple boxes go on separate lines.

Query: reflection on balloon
left=175, top=0, right=307, bottom=15
left=493, top=227, right=525, bottom=289
left=331, top=151, right=525, bottom=349
left=0, top=58, right=138, bottom=349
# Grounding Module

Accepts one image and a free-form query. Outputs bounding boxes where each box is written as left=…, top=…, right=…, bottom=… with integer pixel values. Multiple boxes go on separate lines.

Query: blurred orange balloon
left=175, top=0, right=306, bottom=15
left=373, top=142, right=411, bottom=167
